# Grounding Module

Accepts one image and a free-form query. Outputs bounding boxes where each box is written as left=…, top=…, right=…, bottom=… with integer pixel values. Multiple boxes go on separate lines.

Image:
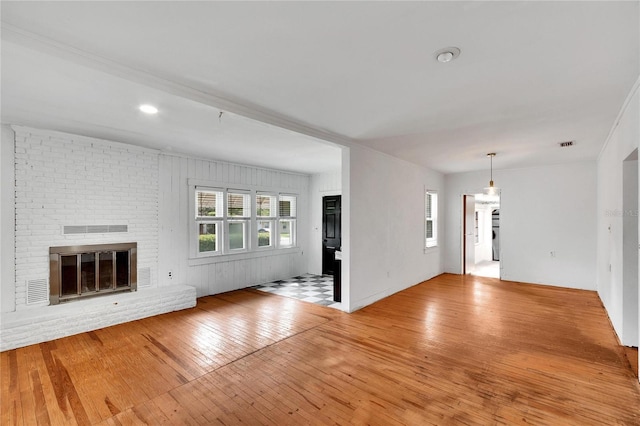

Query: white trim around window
left=425, top=189, right=438, bottom=249
left=278, top=194, right=297, bottom=248
left=189, top=182, right=299, bottom=261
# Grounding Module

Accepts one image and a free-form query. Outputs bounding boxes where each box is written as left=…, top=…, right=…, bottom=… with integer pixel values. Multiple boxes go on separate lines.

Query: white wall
left=1, top=125, right=16, bottom=313
left=597, top=78, right=639, bottom=346
left=445, top=162, right=597, bottom=290
left=158, top=154, right=310, bottom=297
left=308, top=170, right=342, bottom=275
left=347, top=145, right=443, bottom=311
left=622, top=156, right=638, bottom=347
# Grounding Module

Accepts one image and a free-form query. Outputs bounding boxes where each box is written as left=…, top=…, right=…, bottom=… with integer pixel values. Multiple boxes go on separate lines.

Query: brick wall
left=13, top=126, right=159, bottom=308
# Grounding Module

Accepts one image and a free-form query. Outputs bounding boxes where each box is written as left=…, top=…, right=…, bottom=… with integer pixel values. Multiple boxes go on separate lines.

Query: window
left=196, top=189, right=223, bottom=254
left=425, top=190, right=438, bottom=248
left=256, top=193, right=276, bottom=248
left=192, top=187, right=298, bottom=258
left=278, top=194, right=297, bottom=247
left=227, top=192, right=250, bottom=251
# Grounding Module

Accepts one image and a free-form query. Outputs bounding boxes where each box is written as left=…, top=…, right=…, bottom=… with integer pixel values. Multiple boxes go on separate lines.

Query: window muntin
left=425, top=190, right=438, bottom=248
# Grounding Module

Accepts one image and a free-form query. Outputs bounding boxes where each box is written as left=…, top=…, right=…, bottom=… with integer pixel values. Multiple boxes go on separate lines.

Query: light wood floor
left=2, top=274, right=639, bottom=425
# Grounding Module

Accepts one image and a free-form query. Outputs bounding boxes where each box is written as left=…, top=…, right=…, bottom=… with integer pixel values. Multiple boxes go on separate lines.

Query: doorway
left=622, top=149, right=638, bottom=366
left=322, top=195, right=341, bottom=275
left=463, top=193, right=500, bottom=278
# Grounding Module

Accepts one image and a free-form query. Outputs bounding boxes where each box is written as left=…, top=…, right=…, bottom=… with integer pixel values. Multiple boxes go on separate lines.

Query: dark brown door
left=322, top=195, right=341, bottom=275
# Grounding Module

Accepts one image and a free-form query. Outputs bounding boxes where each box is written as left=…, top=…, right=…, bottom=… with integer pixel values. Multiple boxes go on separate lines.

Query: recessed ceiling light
left=435, top=47, right=461, bottom=63
left=139, top=104, right=158, bottom=114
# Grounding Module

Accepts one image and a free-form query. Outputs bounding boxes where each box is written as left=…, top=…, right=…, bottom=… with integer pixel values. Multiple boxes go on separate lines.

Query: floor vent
left=138, top=267, right=151, bottom=287
left=27, top=279, right=48, bottom=305
left=63, top=225, right=128, bottom=235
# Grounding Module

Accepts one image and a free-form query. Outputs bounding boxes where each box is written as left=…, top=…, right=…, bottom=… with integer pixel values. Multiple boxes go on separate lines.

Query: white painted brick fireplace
left=1, top=126, right=196, bottom=351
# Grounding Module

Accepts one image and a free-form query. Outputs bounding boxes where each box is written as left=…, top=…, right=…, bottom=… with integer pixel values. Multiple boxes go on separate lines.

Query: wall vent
left=559, top=141, right=574, bottom=147
left=63, top=226, right=87, bottom=234
left=138, top=267, right=151, bottom=287
left=63, top=225, right=128, bottom=235
left=27, top=279, right=48, bottom=305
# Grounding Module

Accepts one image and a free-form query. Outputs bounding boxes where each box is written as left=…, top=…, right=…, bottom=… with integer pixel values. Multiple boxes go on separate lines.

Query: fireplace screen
left=50, top=243, right=137, bottom=304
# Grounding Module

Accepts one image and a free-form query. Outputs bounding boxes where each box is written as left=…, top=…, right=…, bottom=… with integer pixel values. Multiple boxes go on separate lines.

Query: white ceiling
left=1, top=1, right=638, bottom=174
left=1, top=41, right=342, bottom=174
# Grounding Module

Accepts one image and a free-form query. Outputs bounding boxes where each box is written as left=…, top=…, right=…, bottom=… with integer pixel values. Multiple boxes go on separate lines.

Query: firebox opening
left=50, top=243, right=137, bottom=304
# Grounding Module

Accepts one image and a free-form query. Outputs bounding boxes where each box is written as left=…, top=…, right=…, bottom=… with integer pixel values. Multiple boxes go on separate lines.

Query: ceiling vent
left=559, top=141, right=574, bottom=148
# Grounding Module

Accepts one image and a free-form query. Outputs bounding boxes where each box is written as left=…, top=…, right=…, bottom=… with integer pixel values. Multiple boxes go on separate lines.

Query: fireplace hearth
left=49, top=243, right=137, bottom=304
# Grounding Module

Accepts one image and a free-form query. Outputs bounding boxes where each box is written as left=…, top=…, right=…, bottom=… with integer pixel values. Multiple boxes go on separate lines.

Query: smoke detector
left=435, top=47, right=461, bottom=63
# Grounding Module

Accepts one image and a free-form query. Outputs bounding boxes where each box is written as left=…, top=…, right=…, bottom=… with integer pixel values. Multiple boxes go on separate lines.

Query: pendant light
left=484, top=153, right=499, bottom=195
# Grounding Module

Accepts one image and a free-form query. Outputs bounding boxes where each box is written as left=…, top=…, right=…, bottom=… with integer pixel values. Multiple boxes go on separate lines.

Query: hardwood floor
left=625, top=347, right=639, bottom=378
left=2, top=273, right=639, bottom=425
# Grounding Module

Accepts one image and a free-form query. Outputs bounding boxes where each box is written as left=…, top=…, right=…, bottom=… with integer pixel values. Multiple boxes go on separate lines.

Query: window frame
left=190, top=183, right=299, bottom=260
left=256, top=192, right=277, bottom=250
left=226, top=190, right=251, bottom=253
left=425, top=189, right=438, bottom=249
left=194, top=188, right=224, bottom=257
left=278, top=194, right=297, bottom=248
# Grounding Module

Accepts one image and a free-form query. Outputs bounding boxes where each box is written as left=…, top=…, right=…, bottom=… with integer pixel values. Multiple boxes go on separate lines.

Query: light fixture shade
left=484, top=181, right=499, bottom=195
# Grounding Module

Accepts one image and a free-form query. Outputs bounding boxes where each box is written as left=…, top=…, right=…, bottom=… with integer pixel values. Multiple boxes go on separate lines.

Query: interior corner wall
left=347, top=144, right=443, bottom=312
left=444, top=161, right=597, bottom=290
left=157, top=154, right=310, bottom=297
left=597, top=80, right=639, bottom=343
left=1, top=125, right=16, bottom=313
left=308, top=169, right=342, bottom=275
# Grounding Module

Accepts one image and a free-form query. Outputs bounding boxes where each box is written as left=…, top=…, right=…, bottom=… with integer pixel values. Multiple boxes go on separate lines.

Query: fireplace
left=49, top=243, right=137, bottom=304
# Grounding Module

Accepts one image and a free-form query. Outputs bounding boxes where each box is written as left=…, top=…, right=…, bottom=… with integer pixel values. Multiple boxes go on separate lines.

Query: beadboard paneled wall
left=158, top=154, right=310, bottom=297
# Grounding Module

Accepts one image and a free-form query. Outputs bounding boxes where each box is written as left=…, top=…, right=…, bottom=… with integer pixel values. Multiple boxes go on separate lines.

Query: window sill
left=424, top=245, right=438, bottom=254
left=188, top=247, right=302, bottom=266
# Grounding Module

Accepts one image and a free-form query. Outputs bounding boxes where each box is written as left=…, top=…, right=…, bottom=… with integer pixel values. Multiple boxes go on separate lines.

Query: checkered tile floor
left=252, top=274, right=341, bottom=308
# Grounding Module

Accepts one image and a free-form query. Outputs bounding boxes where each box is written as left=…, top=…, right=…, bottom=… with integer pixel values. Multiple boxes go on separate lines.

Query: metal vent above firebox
left=63, top=225, right=128, bottom=235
